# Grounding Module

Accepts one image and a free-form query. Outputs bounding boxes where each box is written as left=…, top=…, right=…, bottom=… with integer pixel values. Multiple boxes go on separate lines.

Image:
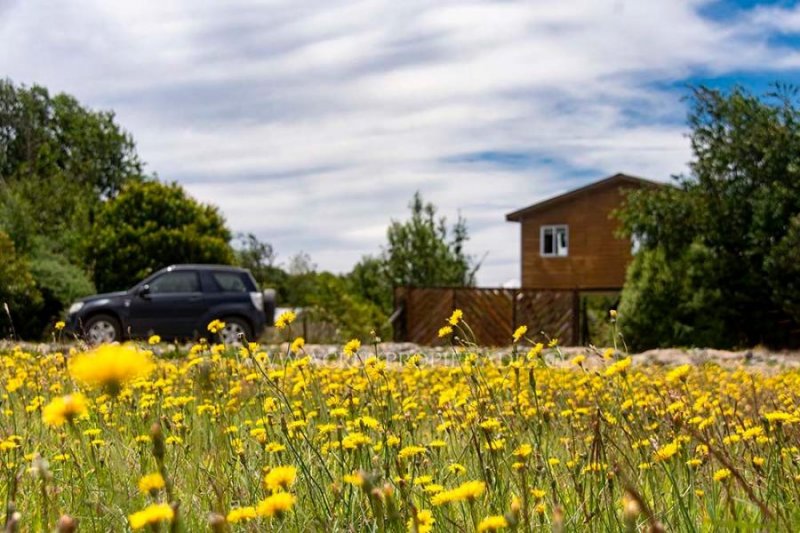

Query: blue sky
left=2, top=0, right=800, bottom=285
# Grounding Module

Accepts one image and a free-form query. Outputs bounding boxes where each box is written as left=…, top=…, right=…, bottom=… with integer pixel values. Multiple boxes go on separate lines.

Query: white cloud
left=1, top=0, right=798, bottom=285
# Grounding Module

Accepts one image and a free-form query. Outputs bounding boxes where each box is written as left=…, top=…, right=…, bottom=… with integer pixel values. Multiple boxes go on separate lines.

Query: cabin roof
left=505, top=172, right=662, bottom=222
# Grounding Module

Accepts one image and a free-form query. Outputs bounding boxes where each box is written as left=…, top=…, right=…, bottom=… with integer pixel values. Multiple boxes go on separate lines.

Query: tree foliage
left=0, top=79, right=141, bottom=197
left=0, top=80, right=144, bottom=337
left=0, top=231, right=42, bottom=337
left=618, top=85, right=800, bottom=349
left=384, top=192, right=477, bottom=290
left=90, top=181, right=234, bottom=292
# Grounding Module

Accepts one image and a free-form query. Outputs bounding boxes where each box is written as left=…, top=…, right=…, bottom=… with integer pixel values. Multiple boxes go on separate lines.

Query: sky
left=2, top=0, right=800, bottom=285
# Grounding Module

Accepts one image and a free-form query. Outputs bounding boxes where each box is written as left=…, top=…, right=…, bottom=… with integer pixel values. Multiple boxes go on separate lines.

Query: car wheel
left=84, top=314, right=122, bottom=345
left=218, top=317, right=252, bottom=345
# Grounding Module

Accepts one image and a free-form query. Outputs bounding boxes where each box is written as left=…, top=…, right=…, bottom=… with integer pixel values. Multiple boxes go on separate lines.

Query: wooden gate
left=393, top=287, right=579, bottom=346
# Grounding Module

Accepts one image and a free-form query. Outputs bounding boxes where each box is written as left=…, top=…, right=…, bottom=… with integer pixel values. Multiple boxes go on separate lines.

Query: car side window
left=213, top=272, right=247, bottom=293
left=149, top=272, right=200, bottom=294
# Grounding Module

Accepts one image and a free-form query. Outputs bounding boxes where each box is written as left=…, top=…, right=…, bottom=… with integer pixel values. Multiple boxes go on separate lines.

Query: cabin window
left=540, top=225, right=568, bottom=257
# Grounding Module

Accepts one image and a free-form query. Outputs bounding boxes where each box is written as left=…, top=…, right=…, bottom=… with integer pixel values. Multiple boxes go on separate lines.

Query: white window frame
left=540, top=225, right=569, bottom=257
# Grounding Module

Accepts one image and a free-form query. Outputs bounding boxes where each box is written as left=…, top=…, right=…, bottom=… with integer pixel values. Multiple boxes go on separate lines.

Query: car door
left=128, top=270, right=206, bottom=339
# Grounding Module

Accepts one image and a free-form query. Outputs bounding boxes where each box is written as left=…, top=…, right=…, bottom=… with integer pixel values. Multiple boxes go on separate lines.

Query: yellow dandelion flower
left=343, top=339, right=361, bottom=358
left=128, top=503, right=174, bottom=530
left=666, top=364, right=691, bottom=383
left=713, top=468, right=731, bottom=482
left=290, top=337, right=305, bottom=354
left=478, top=515, right=508, bottom=531
left=397, top=445, right=427, bottom=460
left=256, top=492, right=296, bottom=517
left=409, top=509, right=435, bottom=533
left=604, top=357, right=632, bottom=378
left=226, top=506, right=257, bottom=523
left=42, top=393, right=88, bottom=426
left=274, top=311, right=296, bottom=330
left=207, top=319, right=226, bottom=334
left=448, top=309, right=463, bottom=326
left=69, top=344, right=154, bottom=395
left=654, top=441, right=680, bottom=462
left=343, top=471, right=364, bottom=487
left=137, top=473, right=165, bottom=495
left=431, top=480, right=485, bottom=505
left=512, top=325, right=528, bottom=343
left=265, top=465, right=297, bottom=492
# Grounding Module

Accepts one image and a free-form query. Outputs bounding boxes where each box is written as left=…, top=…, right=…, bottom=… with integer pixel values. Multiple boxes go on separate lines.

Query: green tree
left=0, top=79, right=141, bottom=197
left=90, top=180, right=234, bottom=292
left=0, top=79, right=143, bottom=337
left=384, top=191, right=478, bottom=288
left=617, top=85, right=800, bottom=349
left=0, top=230, right=42, bottom=338
left=348, top=255, right=393, bottom=314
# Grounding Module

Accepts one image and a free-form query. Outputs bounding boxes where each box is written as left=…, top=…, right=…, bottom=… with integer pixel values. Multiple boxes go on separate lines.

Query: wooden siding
left=519, top=182, right=641, bottom=289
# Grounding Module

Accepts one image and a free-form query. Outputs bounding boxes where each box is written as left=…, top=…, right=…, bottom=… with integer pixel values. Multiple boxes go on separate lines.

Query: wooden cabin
left=506, top=173, right=660, bottom=289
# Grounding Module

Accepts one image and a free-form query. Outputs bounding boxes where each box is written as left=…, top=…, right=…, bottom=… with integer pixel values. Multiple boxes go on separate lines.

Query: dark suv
left=65, top=265, right=275, bottom=344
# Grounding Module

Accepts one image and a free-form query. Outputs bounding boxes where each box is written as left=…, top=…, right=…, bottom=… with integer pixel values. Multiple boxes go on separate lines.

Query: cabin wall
left=519, top=184, right=637, bottom=289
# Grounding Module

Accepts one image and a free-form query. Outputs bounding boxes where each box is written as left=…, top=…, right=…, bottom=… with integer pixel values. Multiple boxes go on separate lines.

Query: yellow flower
left=42, top=393, right=88, bottom=426
left=343, top=339, right=361, bottom=358
left=438, top=326, right=453, bottom=338
left=342, top=432, right=372, bottom=449
left=609, top=309, right=617, bottom=319
left=526, top=343, right=544, bottom=360
left=54, top=321, right=66, bottom=331
left=69, top=344, right=154, bottom=394
left=570, top=355, right=586, bottom=366
left=713, top=468, right=731, bottom=482
left=290, top=337, right=305, bottom=354
left=431, top=480, right=485, bottom=505
left=654, top=441, right=680, bottom=462
left=478, top=515, right=508, bottom=531
left=343, top=471, right=364, bottom=487
left=512, top=325, right=528, bottom=343
left=207, top=319, right=226, bottom=334
left=128, top=503, right=174, bottom=530
left=409, top=509, right=435, bottom=533
left=604, top=357, right=632, bottom=377
left=765, top=411, right=796, bottom=424
left=265, top=465, right=297, bottom=492
left=397, top=445, right=427, bottom=460
left=512, top=444, right=532, bottom=458
left=447, top=463, right=466, bottom=475
left=666, top=364, right=691, bottom=383
left=448, top=309, right=463, bottom=326
left=137, top=473, right=165, bottom=495
left=147, top=335, right=161, bottom=346
left=275, top=311, right=297, bottom=329
left=226, top=506, right=257, bottom=523
left=256, top=492, right=296, bottom=517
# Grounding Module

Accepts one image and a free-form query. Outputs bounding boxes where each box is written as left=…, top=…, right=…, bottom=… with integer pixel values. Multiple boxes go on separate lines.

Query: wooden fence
left=393, top=287, right=581, bottom=346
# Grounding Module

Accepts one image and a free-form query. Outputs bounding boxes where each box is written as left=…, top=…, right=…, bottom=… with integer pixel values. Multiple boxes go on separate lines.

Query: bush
left=618, top=244, right=726, bottom=351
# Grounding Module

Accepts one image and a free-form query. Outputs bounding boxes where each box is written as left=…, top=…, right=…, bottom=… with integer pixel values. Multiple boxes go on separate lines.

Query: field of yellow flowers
left=2, top=310, right=800, bottom=532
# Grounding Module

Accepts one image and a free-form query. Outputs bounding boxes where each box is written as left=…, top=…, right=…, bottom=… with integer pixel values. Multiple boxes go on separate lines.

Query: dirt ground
left=4, top=340, right=800, bottom=371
